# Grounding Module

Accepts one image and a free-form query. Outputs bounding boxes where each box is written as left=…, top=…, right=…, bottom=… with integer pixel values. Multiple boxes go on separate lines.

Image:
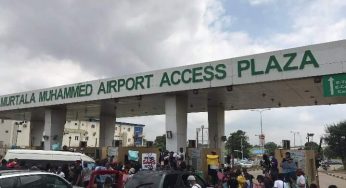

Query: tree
left=264, top=142, right=277, bottom=155
left=304, top=141, right=319, bottom=152
left=225, top=130, right=252, bottom=158
left=324, top=121, right=346, bottom=169
left=154, top=134, right=166, bottom=151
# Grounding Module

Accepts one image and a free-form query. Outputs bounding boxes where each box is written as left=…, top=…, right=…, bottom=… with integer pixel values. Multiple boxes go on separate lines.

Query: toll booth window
left=163, top=174, right=178, bottom=188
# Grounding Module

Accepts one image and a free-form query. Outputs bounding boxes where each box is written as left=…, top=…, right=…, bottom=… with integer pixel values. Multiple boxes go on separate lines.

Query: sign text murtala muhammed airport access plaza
left=1, top=39, right=346, bottom=112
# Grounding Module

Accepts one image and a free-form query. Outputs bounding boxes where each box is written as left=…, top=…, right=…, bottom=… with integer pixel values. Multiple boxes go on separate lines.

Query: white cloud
left=1, top=0, right=346, bottom=147
left=247, top=0, right=275, bottom=6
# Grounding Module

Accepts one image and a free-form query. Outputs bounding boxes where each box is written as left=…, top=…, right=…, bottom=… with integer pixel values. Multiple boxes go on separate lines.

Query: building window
left=91, top=124, right=95, bottom=128
left=5, top=130, right=8, bottom=133
left=127, top=128, right=130, bottom=132
left=75, top=136, right=79, bottom=141
left=75, top=123, right=78, bottom=126
left=128, top=138, right=131, bottom=142
left=85, top=137, right=89, bottom=141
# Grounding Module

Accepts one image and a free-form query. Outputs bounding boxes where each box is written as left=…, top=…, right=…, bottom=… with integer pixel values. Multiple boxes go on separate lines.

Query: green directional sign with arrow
left=323, top=74, right=346, bottom=97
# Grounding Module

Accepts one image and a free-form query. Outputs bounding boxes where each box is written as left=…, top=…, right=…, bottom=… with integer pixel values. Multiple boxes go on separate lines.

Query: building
left=62, top=121, right=145, bottom=147
left=0, top=119, right=145, bottom=149
left=114, top=122, right=145, bottom=147
left=0, top=120, right=30, bottom=148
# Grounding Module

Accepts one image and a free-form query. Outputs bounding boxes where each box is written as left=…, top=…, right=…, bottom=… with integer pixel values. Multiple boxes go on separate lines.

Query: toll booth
left=275, top=149, right=318, bottom=186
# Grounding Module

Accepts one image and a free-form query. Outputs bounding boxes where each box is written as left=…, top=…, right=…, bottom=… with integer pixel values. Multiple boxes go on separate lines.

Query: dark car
left=124, top=170, right=212, bottom=188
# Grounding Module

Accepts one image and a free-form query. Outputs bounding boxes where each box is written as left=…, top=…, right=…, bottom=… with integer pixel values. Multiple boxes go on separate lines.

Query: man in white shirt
left=296, top=169, right=306, bottom=188
left=273, top=174, right=284, bottom=188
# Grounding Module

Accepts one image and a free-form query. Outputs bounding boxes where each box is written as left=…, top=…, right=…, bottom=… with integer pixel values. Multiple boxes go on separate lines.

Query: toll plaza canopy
left=0, top=39, right=346, bottom=120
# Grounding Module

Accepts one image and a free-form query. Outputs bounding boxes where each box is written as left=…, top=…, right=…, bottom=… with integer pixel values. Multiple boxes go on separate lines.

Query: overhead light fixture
left=166, top=131, right=173, bottom=139
left=192, top=89, right=198, bottom=94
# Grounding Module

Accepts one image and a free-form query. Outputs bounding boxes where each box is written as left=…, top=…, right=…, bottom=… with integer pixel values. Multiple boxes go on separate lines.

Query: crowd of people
left=0, top=151, right=342, bottom=188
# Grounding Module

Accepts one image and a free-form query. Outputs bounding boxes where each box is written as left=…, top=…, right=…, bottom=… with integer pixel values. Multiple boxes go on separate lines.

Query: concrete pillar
left=43, top=109, right=66, bottom=150
left=165, top=94, right=187, bottom=152
left=99, top=101, right=116, bottom=147
left=208, top=105, right=225, bottom=160
left=30, top=120, right=44, bottom=147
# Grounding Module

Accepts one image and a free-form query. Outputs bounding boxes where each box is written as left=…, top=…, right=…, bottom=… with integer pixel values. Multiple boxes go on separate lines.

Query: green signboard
left=323, top=74, right=346, bottom=97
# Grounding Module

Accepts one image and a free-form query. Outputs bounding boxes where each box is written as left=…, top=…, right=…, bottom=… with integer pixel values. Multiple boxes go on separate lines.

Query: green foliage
left=264, top=142, right=278, bottom=155
left=324, top=121, right=346, bottom=169
left=304, top=141, right=319, bottom=152
left=323, top=146, right=337, bottom=159
left=225, top=130, right=252, bottom=158
left=154, top=134, right=166, bottom=151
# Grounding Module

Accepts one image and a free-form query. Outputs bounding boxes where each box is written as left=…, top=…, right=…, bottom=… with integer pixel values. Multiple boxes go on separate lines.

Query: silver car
left=0, top=170, right=73, bottom=188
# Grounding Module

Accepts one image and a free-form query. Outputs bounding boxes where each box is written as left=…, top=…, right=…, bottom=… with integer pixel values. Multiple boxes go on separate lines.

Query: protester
left=254, top=175, right=265, bottom=188
left=296, top=169, right=306, bottom=188
left=260, top=154, right=271, bottom=175
left=56, top=166, right=65, bottom=178
left=0, top=159, right=8, bottom=170
left=236, top=169, right=246, bottom=188
left=187, top=175, right=202, bottom=188
left=72, top=160, right=83, bottom=186
left=228, top=170, right=239, bottom=188
left=81, top=162, right=92, bottom=187
left=243, top=168, right=254, bottom=188
left=270, top=153, right=279, bottom=177
left=281, top=152, right=297, bottom=180
left=273, top=173, right=284, bottom=188
left=207, top=151, right=220, bottom=186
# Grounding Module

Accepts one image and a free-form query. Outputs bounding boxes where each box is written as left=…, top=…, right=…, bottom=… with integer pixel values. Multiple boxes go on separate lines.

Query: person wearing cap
left=187, top=175, right=202, bottom=188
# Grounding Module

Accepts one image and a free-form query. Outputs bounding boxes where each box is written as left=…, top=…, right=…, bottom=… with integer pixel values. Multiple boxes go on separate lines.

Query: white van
left=4, top=149, right=95, bottom=168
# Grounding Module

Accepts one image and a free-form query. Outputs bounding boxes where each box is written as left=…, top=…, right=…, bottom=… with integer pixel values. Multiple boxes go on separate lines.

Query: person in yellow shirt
left=236, top=169, right=246, bottom=188
left=207, top=151, right=219, bottom=186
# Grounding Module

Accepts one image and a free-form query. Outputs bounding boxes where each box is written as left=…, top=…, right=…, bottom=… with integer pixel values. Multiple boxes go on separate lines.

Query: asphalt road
left=318, top=172, right=346, bottom=188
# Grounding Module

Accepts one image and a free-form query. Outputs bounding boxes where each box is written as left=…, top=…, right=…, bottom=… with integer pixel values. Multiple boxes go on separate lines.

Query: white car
left=239, top=160, right=253, bottom=168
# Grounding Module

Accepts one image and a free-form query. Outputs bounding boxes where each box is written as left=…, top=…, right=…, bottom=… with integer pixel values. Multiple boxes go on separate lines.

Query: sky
left=1, top=0, right=346, bottom=146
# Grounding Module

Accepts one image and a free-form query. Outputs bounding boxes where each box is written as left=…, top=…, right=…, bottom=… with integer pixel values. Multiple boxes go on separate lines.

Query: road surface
left=318, top=172, right=345, bottom=188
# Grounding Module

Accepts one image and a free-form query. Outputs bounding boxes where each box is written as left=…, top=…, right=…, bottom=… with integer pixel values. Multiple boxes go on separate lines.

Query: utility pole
left=201, top=125, right=204, bottom=147
left=241, top=137, right=244, bottom=160
left=251, top=109, right=270, bottom=153
left=196, top=128, right=200, bottom=148
left=291, top=131, right=299, bottom=147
